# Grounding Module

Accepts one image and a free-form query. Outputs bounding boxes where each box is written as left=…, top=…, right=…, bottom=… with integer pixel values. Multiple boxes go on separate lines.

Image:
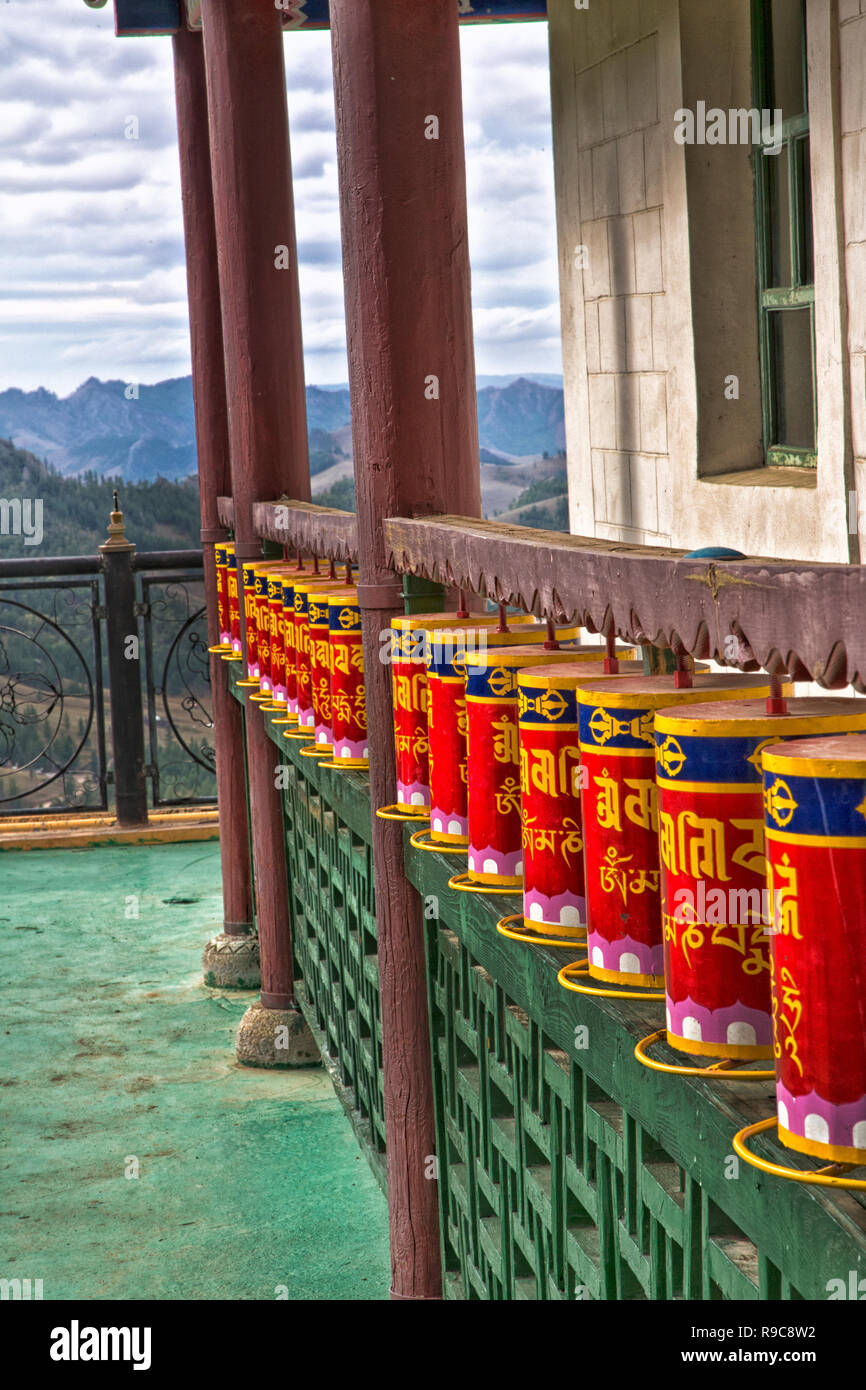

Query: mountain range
left=0, top=373, right=566, bottom=485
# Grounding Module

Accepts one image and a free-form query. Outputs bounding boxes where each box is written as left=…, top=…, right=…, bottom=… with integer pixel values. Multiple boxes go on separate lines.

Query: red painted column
left=330, top=0, right=482, bottom=1299
left=172, top=27, right=254, bottom=957
left=201, top=0, right=312, bottom=1040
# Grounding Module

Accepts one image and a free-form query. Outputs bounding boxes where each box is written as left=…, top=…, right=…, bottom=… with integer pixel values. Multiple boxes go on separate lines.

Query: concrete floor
left=0, top=841, right=390, bottom=1300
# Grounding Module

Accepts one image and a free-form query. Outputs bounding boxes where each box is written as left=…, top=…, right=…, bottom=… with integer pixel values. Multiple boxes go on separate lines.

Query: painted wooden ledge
left=217, top=496, right=358, bottom=561
left=382, top=514, right=866, bottom=691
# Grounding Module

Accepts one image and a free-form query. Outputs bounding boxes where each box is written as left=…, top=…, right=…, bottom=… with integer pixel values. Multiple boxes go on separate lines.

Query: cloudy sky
left=0, top=3, right=561, bottom=396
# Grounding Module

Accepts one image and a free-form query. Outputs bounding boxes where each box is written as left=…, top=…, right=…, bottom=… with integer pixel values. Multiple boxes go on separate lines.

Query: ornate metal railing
left=0, top=550, right=215, bottom=818
left=139, top=567, right=215, bottom=806
left=0, top=565, right=107, bottom=816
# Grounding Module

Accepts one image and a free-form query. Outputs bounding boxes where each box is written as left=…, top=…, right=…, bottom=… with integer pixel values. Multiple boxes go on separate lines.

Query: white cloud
left=0, top=9, right=560, bottom=395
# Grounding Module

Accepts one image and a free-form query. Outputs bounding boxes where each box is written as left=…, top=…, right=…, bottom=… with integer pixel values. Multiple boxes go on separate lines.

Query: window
left=752, top=0, right=815, bottom=467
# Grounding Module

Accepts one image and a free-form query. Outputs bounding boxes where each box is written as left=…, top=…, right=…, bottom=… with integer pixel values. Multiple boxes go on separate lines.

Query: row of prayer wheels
left=384, top=613, right=866, bottom=1181
left=211, top=544, right=365, bottom=765
left=210, top=560, right=866, bottom=1183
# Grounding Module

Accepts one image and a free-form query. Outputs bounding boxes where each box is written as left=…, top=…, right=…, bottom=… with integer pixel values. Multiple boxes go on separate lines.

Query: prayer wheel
left=265, top=569, right=292, bottom=710
left=248, top=562, right=289, bottom=702
left=653, top=697, right=866, bottom=1064
left=290, top=575, right=348, bottom=737
left=425, top=621, right=579, bottom=846
left=225, top=544, right=243, bottom=660
left=238, top=558, right=262, bottom=684
left=576, top=673, right=768, bottom=990
left=759, top=730, right=866, bottom=1163
left=210, top=541, right=233, bottom=653
left=327, top=589, right=367, bottom=767
left=516, top=660, right=643, bottom=936
left=307, top=583, right=344, bottom=750
left=279, top=573, right=300, bottom=722
left=459, top=645, right=634, bottom=889
left=388, top=611, right=513, bottom=817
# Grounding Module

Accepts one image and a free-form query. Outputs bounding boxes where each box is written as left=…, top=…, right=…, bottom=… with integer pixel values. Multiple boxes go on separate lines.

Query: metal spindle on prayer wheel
left=731, top=730, right=866, bottom=1189
left=634, top=694, right=866, bottom=1078
left=560, top=672, right=776, bottom=1003
left=450, top=643, right=636, bottom=896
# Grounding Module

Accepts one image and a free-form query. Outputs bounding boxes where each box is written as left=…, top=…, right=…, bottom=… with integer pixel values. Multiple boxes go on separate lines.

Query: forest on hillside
left=0, top=438, right=202, bottom=558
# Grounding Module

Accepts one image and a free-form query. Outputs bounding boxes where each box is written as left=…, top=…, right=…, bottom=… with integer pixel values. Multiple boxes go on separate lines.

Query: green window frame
left=752, top=0, right=816, bottom=468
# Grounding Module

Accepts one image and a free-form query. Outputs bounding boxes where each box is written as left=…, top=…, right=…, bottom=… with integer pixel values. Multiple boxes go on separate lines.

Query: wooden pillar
left=329, top=0, right=482, bottom=1299
left=172, top=26, right=254, bottom=951
left=201, top=0, right=312, bottom=1040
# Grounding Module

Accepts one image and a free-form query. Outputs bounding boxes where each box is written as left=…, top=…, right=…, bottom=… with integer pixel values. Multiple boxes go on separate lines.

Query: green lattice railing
left=406, top=844, right=866, bottom=1302
left=230, top=668, right=866, bottom=1299
left=229, top=666, right=386, bottom=1191
left=279, top=739, right=386, bottom=1189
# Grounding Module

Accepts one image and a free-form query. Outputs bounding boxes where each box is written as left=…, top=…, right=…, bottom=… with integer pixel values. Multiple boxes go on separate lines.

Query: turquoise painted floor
left=0, top=841, right=391, bottom=1300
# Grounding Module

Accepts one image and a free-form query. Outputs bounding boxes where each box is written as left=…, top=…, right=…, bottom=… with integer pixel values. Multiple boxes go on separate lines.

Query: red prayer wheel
left=293, top=576, right=350, bottom=736
left=240, top=559, right=261, bottom=682
left=292, top=578, right=314, bottom=731
left=307, top=576, right=356, bottom=748
left=254, top=563, right=277, bottom=696
left=425, top=621, right=574, bottom=844
left=225, top=544, right=243, bottom=659
left=761, top=732, right=866, bottom=1164
left=389, top=612, right=513, bottom=815
left=212, top=541, right=232, bottom=651
left=576, top=673, right=769, bottom=989
left=517, top=660, right=643, bottom=936
left=248, top=562, right=289, bottom=702
left=280, top=573, right=299, bottom=721
left=266, top=571, right=290, bottom=707
left=308, top=584, right=339, bottom=749
left=462, top=645, right=633, bottom=887
left=328, top=589, right=367, bottom=766
left=654, top=698, right=866, bottom=1062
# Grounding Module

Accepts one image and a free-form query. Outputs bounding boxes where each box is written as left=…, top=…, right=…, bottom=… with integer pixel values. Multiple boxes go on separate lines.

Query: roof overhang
left=110, top=0, right=547, bottom=38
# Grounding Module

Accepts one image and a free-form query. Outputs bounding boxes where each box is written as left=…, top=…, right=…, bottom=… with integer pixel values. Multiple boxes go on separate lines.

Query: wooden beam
left=172, top=25, right=253, bottom=939
left=202, top=0, right=310, bottom=1019
left=216, top=496, right=357, bottom=559
left=330, top=0, right=484, bottom=1300
left=253, top=500, right=357, bottom=561
left=383, top=514, right=866, bottom=690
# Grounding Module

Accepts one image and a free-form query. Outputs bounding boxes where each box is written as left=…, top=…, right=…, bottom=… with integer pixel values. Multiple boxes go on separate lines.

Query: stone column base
left=202, top=932, right=260, bottom=990
left=236, top=1001, right=319, bottom=1069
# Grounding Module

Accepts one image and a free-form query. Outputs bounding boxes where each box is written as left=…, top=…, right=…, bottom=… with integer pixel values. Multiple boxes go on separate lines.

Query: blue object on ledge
left=684, top=546, right=747, bottom=560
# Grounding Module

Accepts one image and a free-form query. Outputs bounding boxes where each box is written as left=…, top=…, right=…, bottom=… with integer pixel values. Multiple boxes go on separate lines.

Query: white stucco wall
left=549, top=0, right=862, bottom=563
